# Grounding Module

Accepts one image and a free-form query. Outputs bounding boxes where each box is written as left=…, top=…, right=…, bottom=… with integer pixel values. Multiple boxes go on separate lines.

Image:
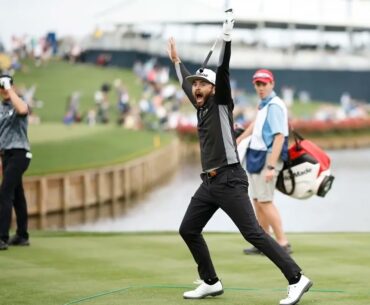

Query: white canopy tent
left=85, top=0, right=370, bottom=70
left=96, top=0, right=370, bottom=31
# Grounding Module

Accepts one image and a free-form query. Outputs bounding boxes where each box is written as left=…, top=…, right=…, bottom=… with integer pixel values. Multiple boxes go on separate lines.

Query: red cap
left=252, top=69, right=274, bottom=84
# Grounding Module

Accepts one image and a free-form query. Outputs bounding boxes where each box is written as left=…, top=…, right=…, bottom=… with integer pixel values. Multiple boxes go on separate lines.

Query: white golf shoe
left=183, top=280, right=224, bottom=299
left=280, top=275, right=313, bottom=305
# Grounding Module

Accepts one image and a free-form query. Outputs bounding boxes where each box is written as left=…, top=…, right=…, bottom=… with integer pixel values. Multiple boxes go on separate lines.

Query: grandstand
left=82, top=0, right=370, bottom=102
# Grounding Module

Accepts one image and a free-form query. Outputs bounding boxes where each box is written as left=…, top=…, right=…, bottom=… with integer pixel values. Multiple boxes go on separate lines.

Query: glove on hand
left=223, top=8, right=234, bottom=41
left=0, top=76, right=12, bottom=90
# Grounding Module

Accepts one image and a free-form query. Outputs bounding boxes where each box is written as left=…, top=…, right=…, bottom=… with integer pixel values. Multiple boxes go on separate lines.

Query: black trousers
left=0, top=149, right=31, bottom=242
left=179, top=163, right=301, bottom=282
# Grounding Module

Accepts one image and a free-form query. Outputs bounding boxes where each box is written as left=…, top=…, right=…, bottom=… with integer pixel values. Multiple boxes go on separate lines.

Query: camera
left=0, top=74, right=13, bottom=89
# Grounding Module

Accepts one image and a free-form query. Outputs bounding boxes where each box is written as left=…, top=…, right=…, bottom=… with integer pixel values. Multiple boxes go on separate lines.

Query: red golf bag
left=276, top=131, right=335, bottom=199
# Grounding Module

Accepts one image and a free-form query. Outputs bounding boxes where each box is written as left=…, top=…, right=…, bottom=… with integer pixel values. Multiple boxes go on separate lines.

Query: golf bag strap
left=292, top=127, right=308, bottom=146
left=280, top=152, right=296, bottom=195
left=280, top=123, right=301, bottom=195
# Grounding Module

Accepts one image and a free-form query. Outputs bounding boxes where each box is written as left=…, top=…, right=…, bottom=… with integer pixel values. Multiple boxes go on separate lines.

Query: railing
left=24, top=139, right=181, bottom=229
left=83, top=35, right=370, bottom=70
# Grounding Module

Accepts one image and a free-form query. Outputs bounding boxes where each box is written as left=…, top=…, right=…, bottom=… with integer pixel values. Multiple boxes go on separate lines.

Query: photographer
left=0, top=75, right=32, bottom=251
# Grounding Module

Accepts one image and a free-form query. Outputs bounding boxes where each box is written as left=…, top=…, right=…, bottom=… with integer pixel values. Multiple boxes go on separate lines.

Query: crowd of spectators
left=59, top=56, right=182, bottom=129
left=1, top=34, right=368, bottom=131
left=0, top=34, right=57, bottom=125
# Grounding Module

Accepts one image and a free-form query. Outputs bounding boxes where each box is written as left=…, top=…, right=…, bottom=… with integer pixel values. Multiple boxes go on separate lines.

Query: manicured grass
left=12, top=60, right=176, bottom=175
left=27, top=124, right=173, bottom=176
left=16, top=59, right=144, bottom=122
left=290, top=100, right=325, bottom=118
left=0, top=232, right=369, bottom=305
left=28, top=123, right=113, bottom=144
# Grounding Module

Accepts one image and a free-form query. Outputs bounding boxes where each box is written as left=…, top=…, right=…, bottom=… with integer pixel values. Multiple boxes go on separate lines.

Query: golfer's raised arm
left=215, top=9, right=234, bottom=105
left=167, top=37, right=196, bottom=107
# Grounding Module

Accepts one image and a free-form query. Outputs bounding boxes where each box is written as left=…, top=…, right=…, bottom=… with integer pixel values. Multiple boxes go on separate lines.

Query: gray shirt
left=0, top=99, right=30, bottom=151
left=175, top=41, right=239, bottom=171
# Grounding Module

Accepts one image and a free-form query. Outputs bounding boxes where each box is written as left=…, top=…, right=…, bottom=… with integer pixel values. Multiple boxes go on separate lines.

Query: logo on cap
left=253, top=69, right=274, bottom=84
left=186, top=68, right=216, bottom=85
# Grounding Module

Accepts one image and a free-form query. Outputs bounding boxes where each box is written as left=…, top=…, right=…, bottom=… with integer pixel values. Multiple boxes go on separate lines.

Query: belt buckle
left=208, top=170, right=217, bottom=178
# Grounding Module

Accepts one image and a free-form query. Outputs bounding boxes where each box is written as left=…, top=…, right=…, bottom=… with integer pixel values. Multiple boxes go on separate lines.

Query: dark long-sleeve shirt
left=174, top=41, right=239, bottom=171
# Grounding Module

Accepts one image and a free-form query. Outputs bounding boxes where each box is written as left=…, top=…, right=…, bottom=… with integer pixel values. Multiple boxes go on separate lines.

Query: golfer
left=167, top=9, right=312, bottom=305
left=0, top=75, right=32, bottom=250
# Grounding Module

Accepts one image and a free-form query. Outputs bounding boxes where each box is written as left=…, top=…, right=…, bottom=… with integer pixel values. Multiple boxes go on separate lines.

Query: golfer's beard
left=195, top=92, right=212, bottom=108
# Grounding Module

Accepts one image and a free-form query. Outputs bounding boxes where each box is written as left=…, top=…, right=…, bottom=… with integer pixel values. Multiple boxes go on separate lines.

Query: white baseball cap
left=186, top=68, right=216, bottom=85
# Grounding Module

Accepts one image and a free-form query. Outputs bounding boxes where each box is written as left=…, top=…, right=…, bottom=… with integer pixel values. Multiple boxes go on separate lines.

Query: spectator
left=96, top=53, right=111, bottom=67
left=114, top=79, right=131, bottom=126
left=63, top=92, right=81, bottom=124
left=94, top=83, right=111, bottom=124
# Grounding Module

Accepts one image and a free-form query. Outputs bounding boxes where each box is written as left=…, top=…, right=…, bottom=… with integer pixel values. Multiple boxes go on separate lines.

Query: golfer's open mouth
left=196, top=93, right=203, bottom=100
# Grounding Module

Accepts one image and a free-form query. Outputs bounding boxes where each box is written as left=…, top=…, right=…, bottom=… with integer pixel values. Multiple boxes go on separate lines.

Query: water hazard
left=69, top=149, right=370, bottom=232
